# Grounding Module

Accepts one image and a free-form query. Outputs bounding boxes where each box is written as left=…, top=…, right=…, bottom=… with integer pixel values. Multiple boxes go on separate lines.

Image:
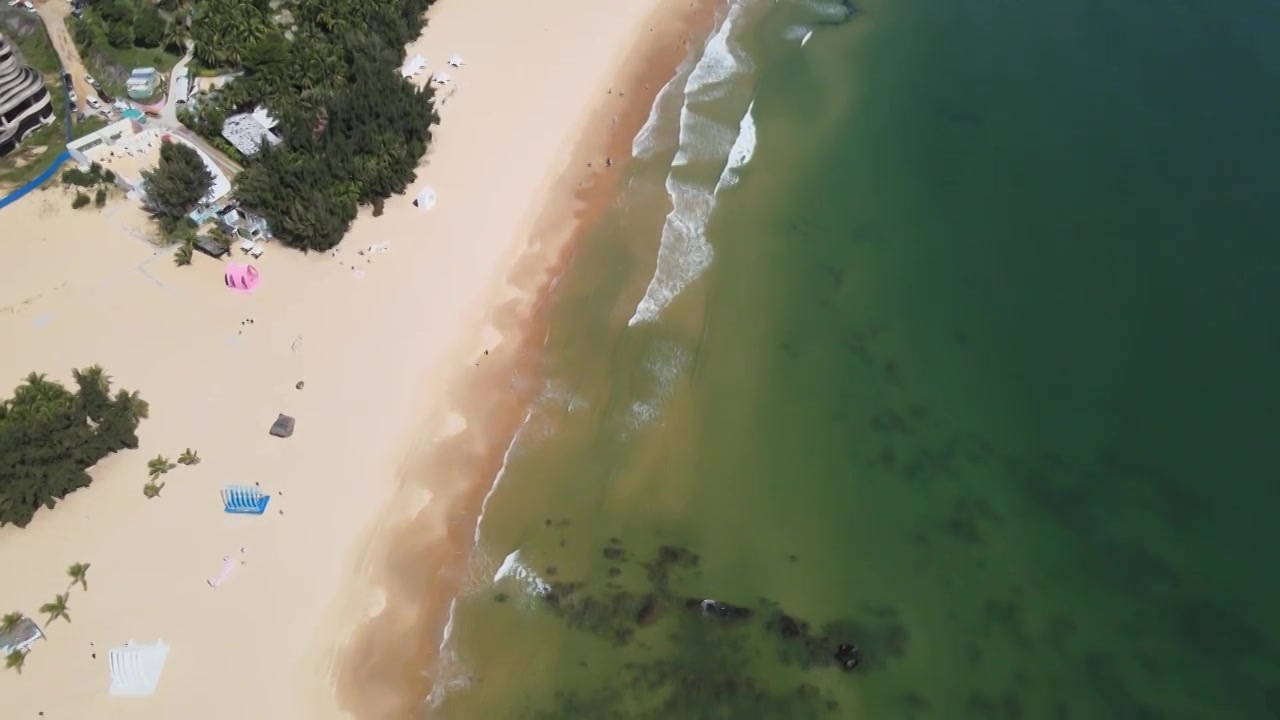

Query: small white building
left=66, top=117, right=144, bottom=168
left=221, top=106, right=281, bottom=157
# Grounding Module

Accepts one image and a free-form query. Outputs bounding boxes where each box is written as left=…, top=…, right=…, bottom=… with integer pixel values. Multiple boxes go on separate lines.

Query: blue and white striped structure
left=221, top=485, right=270, bottom=515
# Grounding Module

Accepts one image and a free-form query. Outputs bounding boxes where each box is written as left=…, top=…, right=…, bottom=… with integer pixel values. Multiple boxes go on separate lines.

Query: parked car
left=86, top=97, right=101, bottom=110
left=22, top=1, right=35, bottom=12
left=69, top=90, right=78, bottom=105
left=84, top=74, right=98, bottom=88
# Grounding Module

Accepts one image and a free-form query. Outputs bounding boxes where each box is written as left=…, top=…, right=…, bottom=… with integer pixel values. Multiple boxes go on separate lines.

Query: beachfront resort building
left=0, top=32, right=55, bottom=157
left=221, top=106, right=281, bottom=157
left=125, top=67, right=161, bottom=100
left=67, top=118, right=232, bottom=206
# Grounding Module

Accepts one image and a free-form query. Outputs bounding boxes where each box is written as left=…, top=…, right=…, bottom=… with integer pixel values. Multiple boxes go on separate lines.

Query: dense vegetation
left=142, top=140, right=214, bottom=220
left=79, top=0, right=177, bottom=51
left=0, top=369, right=148, bottom=528
left=180, top=0, right=440, bottom=250
left=69, top=0, right=185, bottom=93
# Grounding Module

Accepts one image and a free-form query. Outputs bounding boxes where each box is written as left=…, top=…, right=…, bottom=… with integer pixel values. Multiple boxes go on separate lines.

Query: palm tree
left=147, top=455, right=176, bottom=479
left=174, top=242, right=194, bottom=267
left=143, top=481, right=165, bottom=499
left=1, top=611, right=23, bottom=634
left=67, top=562, right=90, bottom=592
left=177, top=448, right=201, bottom=465
left=39, top=593, right=70, bottom=626
left=117, top=390, right=150, bottom=420
left=161, top=19, right=189, bottom=55
left=5, top=650, right=25, bottom=674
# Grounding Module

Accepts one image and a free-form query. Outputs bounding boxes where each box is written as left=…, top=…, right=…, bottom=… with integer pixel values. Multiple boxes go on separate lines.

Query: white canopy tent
left=401, top=54, right=427, bottom=78
left=431, top=72, right=451, bottom=85
left=413, top=187, right=437, bottom=211
left=447, top=55, right=465, bottom=67
left=108, top=640, right=170, bottom=696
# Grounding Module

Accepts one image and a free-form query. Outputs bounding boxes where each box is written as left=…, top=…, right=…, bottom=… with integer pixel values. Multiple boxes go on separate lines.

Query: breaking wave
left=627, top=339, right=691, bottom=429
left=627, top=0, right=761, bottom=327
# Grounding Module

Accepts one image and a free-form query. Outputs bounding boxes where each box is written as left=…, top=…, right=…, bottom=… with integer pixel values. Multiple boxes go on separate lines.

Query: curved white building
left=0, top=32, right=55, bottom=157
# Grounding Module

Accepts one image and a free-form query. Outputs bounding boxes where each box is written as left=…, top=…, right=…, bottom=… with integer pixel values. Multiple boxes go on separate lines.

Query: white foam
left=686, top=0, right=752, bottom=103
left=672, top=108, right=737, bottom=167
left=629, top=98, right=758, bottom=326
left=715, top=99, right=757, bottom=193
left=471, top=409, right=532, bottom=546
left=493, top=549, right=552, bottom=597
left=626, top=340, right=690, bottom=428
left=627, top=176, right=717, bottom=326
left=802, top=29, right=814, bottom=46
left=633, top=53, right=696, bottom=159
left=627, top=0, right=762, bottom=327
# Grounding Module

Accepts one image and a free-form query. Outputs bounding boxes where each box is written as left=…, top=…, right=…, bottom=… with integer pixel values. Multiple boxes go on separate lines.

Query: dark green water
left=428, top=0, right=1280, bottom=716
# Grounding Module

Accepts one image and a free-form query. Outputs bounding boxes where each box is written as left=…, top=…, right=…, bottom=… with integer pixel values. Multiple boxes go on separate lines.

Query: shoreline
left=0, top=0, right=718, bottom=718
left=329, top=1, right=720, bottom=716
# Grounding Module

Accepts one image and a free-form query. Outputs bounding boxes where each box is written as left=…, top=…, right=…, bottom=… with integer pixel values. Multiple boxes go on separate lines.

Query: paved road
left=159, top=46, right=192, bottom=127
left=34, top=0, right=93, bottom=114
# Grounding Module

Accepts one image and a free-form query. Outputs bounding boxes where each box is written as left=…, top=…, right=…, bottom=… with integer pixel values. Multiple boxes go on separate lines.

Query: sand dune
left=0, top=0, right=695, bottom=716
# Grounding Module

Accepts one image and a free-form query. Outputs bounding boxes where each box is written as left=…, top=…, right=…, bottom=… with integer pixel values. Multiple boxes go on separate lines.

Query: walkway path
left=159, top=46, right=194, bottom=127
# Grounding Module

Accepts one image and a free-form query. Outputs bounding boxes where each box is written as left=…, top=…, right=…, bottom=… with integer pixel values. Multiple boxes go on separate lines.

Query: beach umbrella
left=413, top=187, right=437, bottom=211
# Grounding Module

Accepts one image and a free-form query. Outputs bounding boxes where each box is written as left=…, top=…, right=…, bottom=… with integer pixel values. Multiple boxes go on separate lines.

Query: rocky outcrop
left=0, top=32, right=55, bottom=157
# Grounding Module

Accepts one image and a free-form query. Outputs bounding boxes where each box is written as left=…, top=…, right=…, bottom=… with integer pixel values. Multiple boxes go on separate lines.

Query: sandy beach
left=0, top=0, right=706, bottom=717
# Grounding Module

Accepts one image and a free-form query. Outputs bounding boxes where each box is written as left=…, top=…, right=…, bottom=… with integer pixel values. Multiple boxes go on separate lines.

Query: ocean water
left=427, top=0, right=1280, bottom=716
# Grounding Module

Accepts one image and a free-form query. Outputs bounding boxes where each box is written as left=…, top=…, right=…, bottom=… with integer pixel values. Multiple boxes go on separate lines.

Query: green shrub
left=94, top=187, right=107, bottom=207
left=71, top=192, right=91, bottom=209
left=61, top=167, right=96, bottom=187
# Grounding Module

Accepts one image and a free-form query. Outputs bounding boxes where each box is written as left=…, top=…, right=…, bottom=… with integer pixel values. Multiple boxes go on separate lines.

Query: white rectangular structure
left=108, top=639, right=170, bottom=696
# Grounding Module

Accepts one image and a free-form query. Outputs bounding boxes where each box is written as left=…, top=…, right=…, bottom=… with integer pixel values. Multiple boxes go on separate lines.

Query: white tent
left=431, top=72, right=451, bottom=85
left=108, top=640, right=170, bottom=696
left=447, top=55, right=465, bottom=67
left=413, top=187, right=437, bottom=211
left=401, top=54, right=427, bottom=78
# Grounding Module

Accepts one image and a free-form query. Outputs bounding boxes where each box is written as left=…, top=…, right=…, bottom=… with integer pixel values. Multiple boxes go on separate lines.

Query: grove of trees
left=0, top=368, right=149, bottom=528
left=180, top=0, right=441, bottom=251
left=142, top=140, right=214, bottom=222
left=70, top=0, right=188, bottom=57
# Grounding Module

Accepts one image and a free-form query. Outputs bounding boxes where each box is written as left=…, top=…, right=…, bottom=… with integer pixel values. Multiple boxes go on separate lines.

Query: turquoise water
left=427, top=0, right=1280, bottom=716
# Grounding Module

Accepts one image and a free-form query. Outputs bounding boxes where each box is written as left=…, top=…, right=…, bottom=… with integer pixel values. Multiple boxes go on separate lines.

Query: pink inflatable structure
left=224, top=263, right=260, bottom=293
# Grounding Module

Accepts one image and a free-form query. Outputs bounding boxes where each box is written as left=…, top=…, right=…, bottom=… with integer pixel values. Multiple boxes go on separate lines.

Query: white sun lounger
left=207, top=556, right=235, bottom=587
left=108, top=640, right=170, bottom=696
left=249, top=245, right=264, bottom=259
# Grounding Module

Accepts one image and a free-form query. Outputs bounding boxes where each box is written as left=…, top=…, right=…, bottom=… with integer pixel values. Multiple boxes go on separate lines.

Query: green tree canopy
left=67, top=562, right=91, bottom=592
left=134, top=6, right=168, bottom=49
left=39, top=593, right=70, bottom=625
left=182, top=0, right=439, bottom=251
left=0, top=369, right=148, bottom=528
left=142, top=141, right=215, bottom=221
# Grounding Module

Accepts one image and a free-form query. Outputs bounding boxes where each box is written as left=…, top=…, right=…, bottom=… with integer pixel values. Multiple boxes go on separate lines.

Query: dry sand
left=0, top=0, right=704, bottom=717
